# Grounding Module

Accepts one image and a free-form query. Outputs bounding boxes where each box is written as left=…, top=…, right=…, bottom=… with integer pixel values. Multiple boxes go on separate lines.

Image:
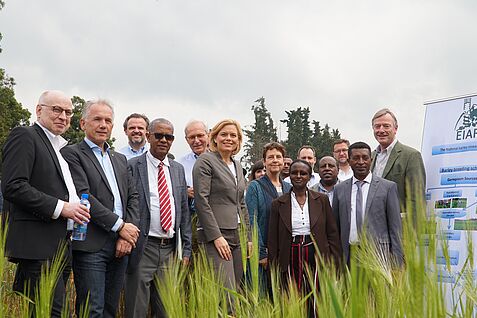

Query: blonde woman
left=193, top=119, right=251, bottom=299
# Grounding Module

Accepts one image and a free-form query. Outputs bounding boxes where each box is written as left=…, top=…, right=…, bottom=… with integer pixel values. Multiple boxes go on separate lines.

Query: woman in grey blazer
left=193, top=119, right=251, bottom=302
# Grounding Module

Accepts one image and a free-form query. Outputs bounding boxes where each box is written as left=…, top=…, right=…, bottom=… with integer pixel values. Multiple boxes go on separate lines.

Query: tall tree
left=0, top=70, right=31, bottom=176
left=63, top=96, right=116, bottom=147
left=310, top=120, right=341, bottom=159
left=243, top=97, right=277, bottom=166
left=282, top=107, right=313, bottom=159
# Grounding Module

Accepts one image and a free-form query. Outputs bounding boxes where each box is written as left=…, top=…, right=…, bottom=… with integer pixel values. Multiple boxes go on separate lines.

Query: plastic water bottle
left=72, top=194, right=90, bottom=241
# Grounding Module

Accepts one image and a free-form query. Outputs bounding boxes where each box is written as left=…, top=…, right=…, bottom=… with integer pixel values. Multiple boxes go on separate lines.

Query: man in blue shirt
left=118, top=113, right=150, bottom=160
left=177, top=120, right=209, bottom=213
left=62, top=100, right=140, bottom=317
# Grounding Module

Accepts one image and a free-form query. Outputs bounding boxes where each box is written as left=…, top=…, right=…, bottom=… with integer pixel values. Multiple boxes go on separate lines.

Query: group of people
left=1, top=90, right=426, bottom=317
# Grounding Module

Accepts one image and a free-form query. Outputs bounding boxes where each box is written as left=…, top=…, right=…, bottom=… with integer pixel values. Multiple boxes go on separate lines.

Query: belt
left=291, top=235, right=312, bottom=245
left=149, top=236, right=175, bottom=246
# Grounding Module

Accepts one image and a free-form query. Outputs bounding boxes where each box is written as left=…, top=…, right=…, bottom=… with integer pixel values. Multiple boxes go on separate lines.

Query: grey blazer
left=126, top=153, right=192, bottom=272
left=332, top=174, right=403, bottom=266
left=193, top=151, right=250, bottom=242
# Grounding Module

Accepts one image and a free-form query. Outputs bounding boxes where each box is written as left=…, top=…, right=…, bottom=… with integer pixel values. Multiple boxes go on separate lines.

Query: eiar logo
left=455, top=98, right=477, bottom=140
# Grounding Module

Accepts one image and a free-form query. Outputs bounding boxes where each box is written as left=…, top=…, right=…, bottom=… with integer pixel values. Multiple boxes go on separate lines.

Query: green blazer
left=371, top=141, right=426, bottom=214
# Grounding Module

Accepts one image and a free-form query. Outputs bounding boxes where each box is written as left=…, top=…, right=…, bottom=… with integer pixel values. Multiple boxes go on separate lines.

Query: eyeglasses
left=186, top=133, right=206, bottom=141
left=154, top=133, right=175, bottom=141
left=333, top=149, right=348, bottom=153
left=40, top=104, right=74, bottom=118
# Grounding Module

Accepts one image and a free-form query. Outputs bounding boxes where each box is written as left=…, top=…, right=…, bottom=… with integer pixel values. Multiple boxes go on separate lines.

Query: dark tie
left=158, top=162, right=172, bottom=232
left=355, top=180, right=365, bottom=233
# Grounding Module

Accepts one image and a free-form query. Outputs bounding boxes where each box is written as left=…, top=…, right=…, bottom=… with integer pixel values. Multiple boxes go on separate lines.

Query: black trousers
left=12, top=241, right=72, bottom=318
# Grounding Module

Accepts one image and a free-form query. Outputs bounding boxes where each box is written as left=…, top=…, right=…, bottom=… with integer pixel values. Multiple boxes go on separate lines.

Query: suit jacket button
left=65, top=195, right=69, bottom=200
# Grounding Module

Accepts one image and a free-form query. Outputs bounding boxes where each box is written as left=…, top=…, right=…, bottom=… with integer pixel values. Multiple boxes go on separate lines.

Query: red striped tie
left=158, top=162, right=172, bottom=232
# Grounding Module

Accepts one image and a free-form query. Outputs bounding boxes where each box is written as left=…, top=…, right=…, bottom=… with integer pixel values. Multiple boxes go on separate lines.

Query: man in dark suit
left=332, top=142, right=403, bottom=266
left=371, top=108, right=426, bottom=216
left=61, top=99, right=140, bottom=317
left=125, top=118, right=192, bottom=318
left=1, top=90, right=90, bottom=317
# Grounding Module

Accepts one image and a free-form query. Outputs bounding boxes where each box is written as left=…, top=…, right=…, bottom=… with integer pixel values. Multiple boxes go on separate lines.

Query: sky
left=1, top=0, right=476, bottom=160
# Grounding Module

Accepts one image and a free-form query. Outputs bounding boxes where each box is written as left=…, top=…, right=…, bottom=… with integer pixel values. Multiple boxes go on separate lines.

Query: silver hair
left=184, top=120, right=208, bottom=135
left=81, top=99, right=115, bottom=119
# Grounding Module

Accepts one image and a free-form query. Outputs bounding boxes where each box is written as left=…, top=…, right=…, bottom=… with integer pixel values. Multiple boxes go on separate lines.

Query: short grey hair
left=81, top=99, right=115, bottom=119
left=184, top=120, right=208, bottom=136
left=148, top=118, right=174, bottom=133
left=372, top=108, right=398, bottom=128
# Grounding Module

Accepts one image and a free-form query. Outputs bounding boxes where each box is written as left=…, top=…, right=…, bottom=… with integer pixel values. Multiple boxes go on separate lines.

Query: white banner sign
left=422, top=94, right=477, bottom=305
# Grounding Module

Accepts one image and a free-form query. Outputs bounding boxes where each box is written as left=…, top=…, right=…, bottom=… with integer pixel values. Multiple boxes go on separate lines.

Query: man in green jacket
left=371, top=108, right=426, bottom=217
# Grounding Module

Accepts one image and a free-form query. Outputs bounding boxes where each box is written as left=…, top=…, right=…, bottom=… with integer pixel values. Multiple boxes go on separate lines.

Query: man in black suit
left=1, top=90, right=90, bottom=317
left=61, top=99, right=140, bottom=317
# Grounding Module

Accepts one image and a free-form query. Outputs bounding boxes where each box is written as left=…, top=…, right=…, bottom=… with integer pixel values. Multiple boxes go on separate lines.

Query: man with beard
left=311, top=156, right=339, bottom=207
left=119, top=113, right=150, bottom=160
left=333, top=139, right=353, bottom=181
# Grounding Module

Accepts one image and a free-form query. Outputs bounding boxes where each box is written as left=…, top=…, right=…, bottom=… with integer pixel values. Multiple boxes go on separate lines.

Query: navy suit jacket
left=127, top=153, right=192, bottom=272
left=61, top=140, right=139, bottom=253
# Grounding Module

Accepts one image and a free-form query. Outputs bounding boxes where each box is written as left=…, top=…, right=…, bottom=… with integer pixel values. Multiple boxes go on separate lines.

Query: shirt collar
left=35, top=121, right=68, bottom=149
left=84, top=137, right=110, bottom=153
left=147, top=151, right=171, bottom=167
left=352, top=172, right=373, bottom=185
left=128, top=143, right=148, bottom=154
left=376, top=138, right=398, bottom=154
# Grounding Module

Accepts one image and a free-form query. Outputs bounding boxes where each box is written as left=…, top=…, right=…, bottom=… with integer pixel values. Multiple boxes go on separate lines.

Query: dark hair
left=289, top=159, right=313, bottom=175
left=348, top=141, right=372, bottom=158
left=333, top=139, right=350, bottom=147
left=123, top=113, right=150, bottom=130
left=297, top=145, right=316, bottom=158
left=262, top=142, right=286, bottom=160
left=250, top=160, right=265, bottom=180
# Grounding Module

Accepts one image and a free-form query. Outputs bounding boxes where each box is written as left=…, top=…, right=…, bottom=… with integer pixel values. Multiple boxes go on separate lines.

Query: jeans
left=72, top=234, right=128, bottom=318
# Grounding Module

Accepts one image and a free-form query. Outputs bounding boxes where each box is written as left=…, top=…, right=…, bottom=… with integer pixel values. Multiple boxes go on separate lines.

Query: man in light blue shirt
left=177, top=120, right=209, bottom=213
left=118, top=113, right=150, bottom=160
left=62, top=99, right=140, bottom=317
left=311, top=156, right=339, bottom=207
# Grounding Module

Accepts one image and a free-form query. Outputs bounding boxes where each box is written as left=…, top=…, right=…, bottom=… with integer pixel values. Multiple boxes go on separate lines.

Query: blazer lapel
left=138, top=155, right=151, bottom=211
left=80, top=141, right=113, bottom=194
left=110, top=151, right=126, bottom=205
left=278, top=194, right=292, bottom=234
left=344, top=179, right=353, bottom=228
left=33, top=124, right=65, bottom=181
left=365, top=176, right=379, bottom=216
left=382, top=142, right=402, bottom=178
left=308, top=191, right=321, bottom=229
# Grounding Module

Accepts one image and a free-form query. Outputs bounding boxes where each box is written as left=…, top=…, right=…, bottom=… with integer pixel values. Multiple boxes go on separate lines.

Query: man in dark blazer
left=125, top=118, right=192, bottom=318
left=2, top=90, right=90, bottom=317
left=371, top=108, right=426, bottom=215
left=61, top=99, right=140, bottom=318
left=332, top=142, right=403, bottom=266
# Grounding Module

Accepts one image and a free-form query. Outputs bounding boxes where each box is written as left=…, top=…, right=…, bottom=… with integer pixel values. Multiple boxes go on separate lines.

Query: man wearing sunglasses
left=125, top=118, right=192, bottom=318
left=2, top=90, right=90, bottom=317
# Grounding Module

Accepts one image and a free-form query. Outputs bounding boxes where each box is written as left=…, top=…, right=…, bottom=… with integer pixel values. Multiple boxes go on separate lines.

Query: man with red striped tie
left=124, top=118, right=192, bottom=318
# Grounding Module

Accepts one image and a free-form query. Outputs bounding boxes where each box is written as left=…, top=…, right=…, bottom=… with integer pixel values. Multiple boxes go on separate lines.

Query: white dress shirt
left=36, top=122, right=79, bottom=229
left=291, top=191, right=311, bottom=236
left=337, top=167, right=353, bottom=182
left=349, top=172, right=372, bottom=244
left=146, top=151, right=176, bottom=238
left=177, top=151, right=198, bottom=187
left=374, top=138, right=398, bottom=177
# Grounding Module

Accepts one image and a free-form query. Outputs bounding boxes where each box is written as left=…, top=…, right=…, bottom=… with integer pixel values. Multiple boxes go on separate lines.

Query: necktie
left=355, top=180, right=364, bottom=233
left=158, top=162, right=172, bottom=232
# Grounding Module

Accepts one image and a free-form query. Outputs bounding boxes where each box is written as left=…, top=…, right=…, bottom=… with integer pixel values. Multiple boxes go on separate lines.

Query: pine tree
left=243, top=97, right=277, bottom=166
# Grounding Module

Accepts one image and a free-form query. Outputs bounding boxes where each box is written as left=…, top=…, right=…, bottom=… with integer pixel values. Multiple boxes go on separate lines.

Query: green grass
left=2, top=187, right=477, bottom=317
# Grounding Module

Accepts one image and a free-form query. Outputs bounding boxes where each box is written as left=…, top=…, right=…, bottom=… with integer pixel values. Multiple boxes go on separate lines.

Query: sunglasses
left=153, top=133, right=175, bottom=141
